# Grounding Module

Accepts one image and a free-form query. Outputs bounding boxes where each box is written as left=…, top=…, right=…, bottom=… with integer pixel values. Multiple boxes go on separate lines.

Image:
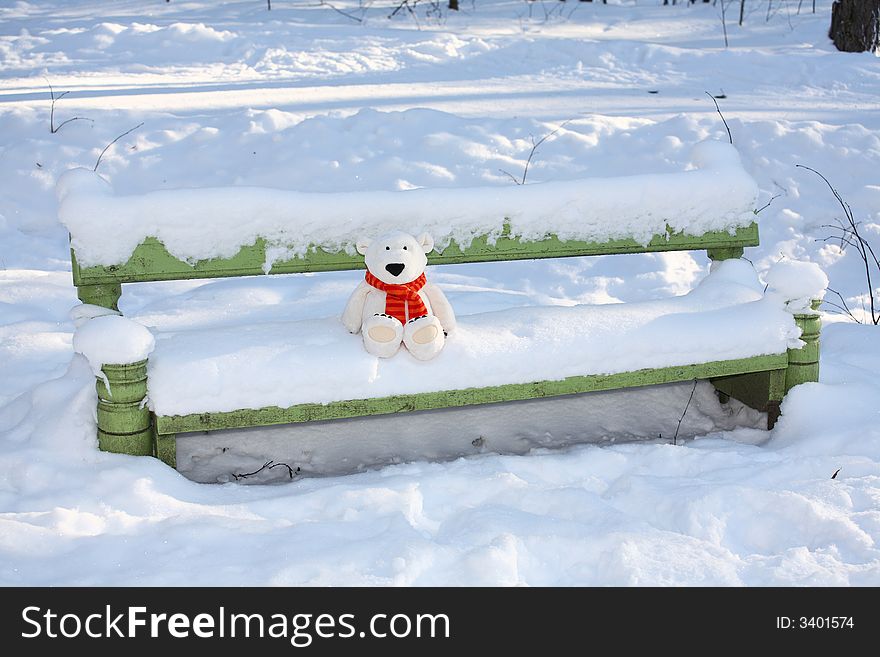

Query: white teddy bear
left=342, top=230, right=456, bottom=360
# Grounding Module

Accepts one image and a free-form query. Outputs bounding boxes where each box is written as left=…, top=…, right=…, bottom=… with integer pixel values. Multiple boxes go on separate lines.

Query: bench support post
left=711, top=368, right=786, bottom=430
left=154, top=431, right=177, bottom=469
left=785, top=301, right=821, bottom=393
left=78, top=283, right=122, bottom=312
left=96, top=360, right=153, bottom=456
left=711, top=300, right=821, bottom=430
left=706, top=246, right=744, bottom=263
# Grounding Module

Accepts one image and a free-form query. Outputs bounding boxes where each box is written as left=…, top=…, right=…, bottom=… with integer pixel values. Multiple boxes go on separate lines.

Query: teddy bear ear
left=355, top=236, right=372, bottom=256
left=417, top=232, right=434, bottom=254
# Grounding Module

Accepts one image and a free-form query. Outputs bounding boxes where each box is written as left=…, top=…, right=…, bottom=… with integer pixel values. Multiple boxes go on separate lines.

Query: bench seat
left=147, top=260, right=800, bottom=434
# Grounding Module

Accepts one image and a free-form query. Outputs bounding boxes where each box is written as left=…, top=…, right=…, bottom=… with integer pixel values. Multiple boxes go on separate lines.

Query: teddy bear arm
left=424, top=283, right=456, bottom=332
left=342, top=281, right=371, bottom=333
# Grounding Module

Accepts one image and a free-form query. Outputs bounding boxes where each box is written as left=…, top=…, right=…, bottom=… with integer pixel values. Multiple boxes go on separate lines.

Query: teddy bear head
left=356, top=230, right=435, bottom=285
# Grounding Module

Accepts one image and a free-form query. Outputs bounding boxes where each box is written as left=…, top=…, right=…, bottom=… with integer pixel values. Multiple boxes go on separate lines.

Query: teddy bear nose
left=385, top=263, right=405, bottom=277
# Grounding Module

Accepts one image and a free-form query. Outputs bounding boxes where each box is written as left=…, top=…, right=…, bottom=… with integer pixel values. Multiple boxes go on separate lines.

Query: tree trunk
left=829, top=0, right=880, bottom=53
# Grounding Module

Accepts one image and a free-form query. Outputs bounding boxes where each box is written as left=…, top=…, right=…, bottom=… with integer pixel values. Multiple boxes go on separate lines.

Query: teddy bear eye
left=385, top=246, right=390, bottom=250
left=403, top=246, right=407, bottom=250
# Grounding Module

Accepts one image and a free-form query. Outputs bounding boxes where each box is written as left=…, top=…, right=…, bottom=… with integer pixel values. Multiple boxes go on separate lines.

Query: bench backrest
left=71, top=223, right=757, bottom=309
left=61, top=140, right=760, bottom=309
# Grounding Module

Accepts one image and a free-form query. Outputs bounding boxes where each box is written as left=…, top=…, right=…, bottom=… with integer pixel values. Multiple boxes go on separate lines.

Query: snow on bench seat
left=146, top=260, right=801, bottom=418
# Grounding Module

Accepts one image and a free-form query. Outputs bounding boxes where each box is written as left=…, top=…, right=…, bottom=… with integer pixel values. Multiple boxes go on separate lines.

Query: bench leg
left=707, top=246, right=744, bottom=267
left=77, top=283, right=122, bottom=312
left=96, top=360, right=153, bottom=456
left=154, top=431, right=177, bottom=469
left=785, top=306, right=821, bottom=394
left=711, top=368, right=786, bottom=430
left=766, top=369, right=785, bottom=430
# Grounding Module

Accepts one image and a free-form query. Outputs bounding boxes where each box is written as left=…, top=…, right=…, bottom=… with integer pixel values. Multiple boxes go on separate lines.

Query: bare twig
left=822, top=288, right=859, bottom=322
left=673, top=379, right=699, bottom=446
left=93, top=122, right=144, bottom=172
left=798, top=164, right=878, bottom=324
left=389, top=0, right=421, bottom=28
left=720, top=0, right=729, bottom=47
left=754, top=192, right=784, bottom=214
left=233, top=459, right=300, bottom=481
left=498, top=169, right=521, bottom=184
left=502, top=119, right=571, bottom=185
left=46, top=78, right=92, bottom=134
left=705, top=91, right=732, bottom=144
left=320, top=0, right=364, bottom=22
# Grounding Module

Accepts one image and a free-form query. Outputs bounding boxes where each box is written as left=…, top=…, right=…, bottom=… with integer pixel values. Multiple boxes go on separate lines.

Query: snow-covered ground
left=1, top=0, right=878, bottom=585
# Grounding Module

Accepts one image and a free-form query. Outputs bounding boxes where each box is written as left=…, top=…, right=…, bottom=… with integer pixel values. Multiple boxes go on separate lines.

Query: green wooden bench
left=70, top=220, right=821, bottom=470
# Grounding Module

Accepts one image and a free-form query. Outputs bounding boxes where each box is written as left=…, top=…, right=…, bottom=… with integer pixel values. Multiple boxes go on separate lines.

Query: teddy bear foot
left=403, top=315, right=445, bottom=361
left=363, top=314, right=403, bottom=358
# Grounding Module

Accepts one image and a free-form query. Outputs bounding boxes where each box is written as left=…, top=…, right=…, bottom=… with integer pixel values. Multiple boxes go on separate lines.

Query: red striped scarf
left=365, top=271, right=428, bottom=325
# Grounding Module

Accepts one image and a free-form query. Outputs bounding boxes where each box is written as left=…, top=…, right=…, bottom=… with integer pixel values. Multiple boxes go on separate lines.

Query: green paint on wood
left=710, top=358, right=788, bottom=430
left=156, top=353, right=788, bottom=435
left=707, top=246, right=745, bottom=261
left=97, top=361, right=148, bottom=402
left=769, top=368, right=786, bottom=401
left=785, top=303, right=821, bottom=393
left=98, top=428, right=154, bottom=456
left=97, top=399, right=150, bottom=434
left=76, top=283, right=122, bottom=311
left=154, top=433, right=177, bottom=469
left=72, top=224, right=760, bottom=285
left=95, top=359, right=152, bottom=455
left=710, top=368, right=787, bottom=413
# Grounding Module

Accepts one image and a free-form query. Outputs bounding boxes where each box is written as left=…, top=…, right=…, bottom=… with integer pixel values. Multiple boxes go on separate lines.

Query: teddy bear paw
left=362, top=314, right=404, bottom=358
left=367, top=314, right=402, bottom=343
left=403, top=315, right=445, bottom=360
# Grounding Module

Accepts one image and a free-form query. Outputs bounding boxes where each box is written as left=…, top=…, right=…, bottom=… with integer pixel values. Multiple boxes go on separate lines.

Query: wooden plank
left=73, top=223, right=759, bottom=285
left=155, top=352, right=787, bottom=434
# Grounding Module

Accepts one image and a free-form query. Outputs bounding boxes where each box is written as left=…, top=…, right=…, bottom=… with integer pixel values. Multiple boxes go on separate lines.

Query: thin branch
left=498, top=169, right=521, bottom=184
left=672, top=379, right=699, bottom=446
left=232, top=459, right=300, bottom=481
left=505, top=119, right=572, bottom=186
left=320, top=0, right=364, bottom=22
left=389, top=0, right=407, bottom=17
left=233, top=460, right=272, bottom=480
left=816, top=234, right=860, bottom=251
left=705, top=91, right=732, bottom=144
left=799, top=164, right=877, bottom=324
left=268, top=461, right=299, bottom=478
left=389, top=0, right=421, bottom=28
left=46, top=77, right=92, bottom=134
left=55, top=116, right=93, bottom=133
left=754, top=192, right=783, bottom=214
left=822, top=287, right=860, bottom=323
left=720, top=0, right=729, bottom=48
left=93, top=122, right=144, bottom=172
left=403, top=0, right=421, bottom=29
left=863, top=239, right=880, bottom=274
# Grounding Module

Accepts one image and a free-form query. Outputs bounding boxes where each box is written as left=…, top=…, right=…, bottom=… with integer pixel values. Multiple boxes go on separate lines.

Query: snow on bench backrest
left=59, top=140, right=758, bottom=272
